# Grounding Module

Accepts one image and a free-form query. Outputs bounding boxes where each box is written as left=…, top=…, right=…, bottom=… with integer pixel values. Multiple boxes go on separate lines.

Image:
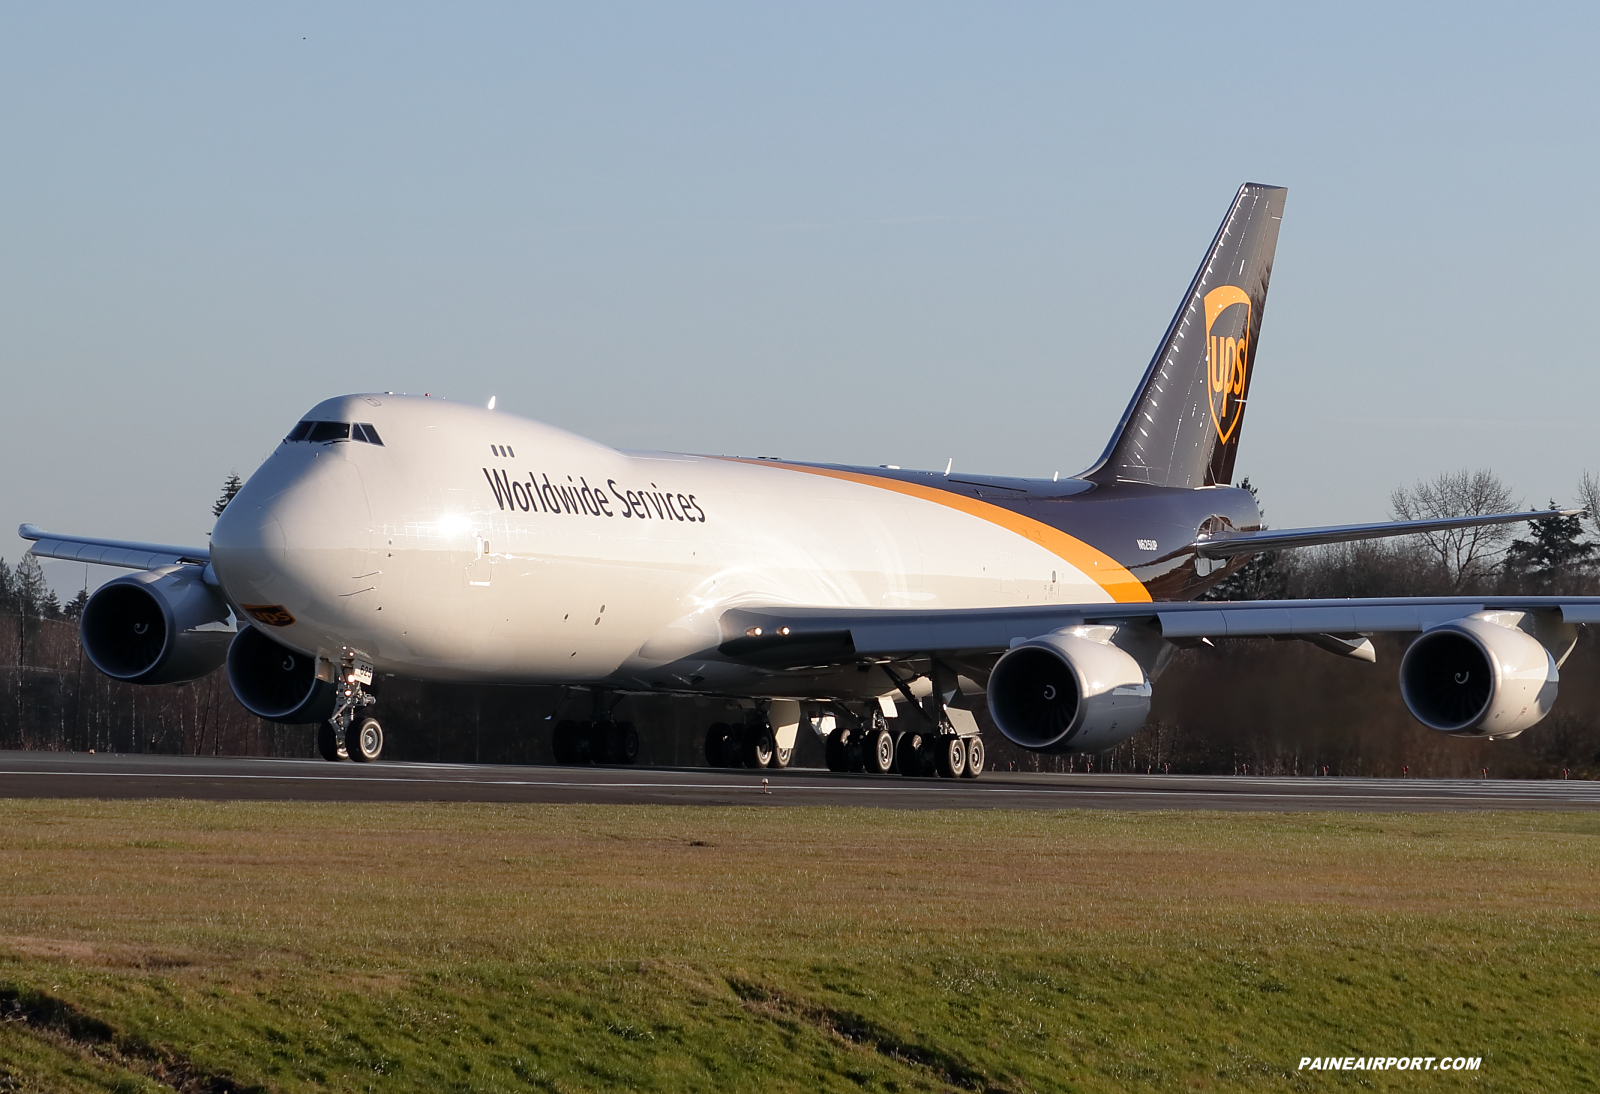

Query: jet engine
left=987, top=628, right=1153, bottom=752
left=1399, top=615, right=1559, bottom=739
left=226, top=625, right=336, bottom=724
left=79, top=565, right=232, bottom=685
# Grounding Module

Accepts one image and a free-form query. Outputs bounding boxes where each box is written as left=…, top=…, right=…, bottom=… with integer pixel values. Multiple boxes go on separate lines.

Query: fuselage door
left=468, top=535, right=493, bottom=587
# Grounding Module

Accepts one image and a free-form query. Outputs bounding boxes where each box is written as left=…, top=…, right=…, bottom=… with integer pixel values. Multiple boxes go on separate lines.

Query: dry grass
left=0, top=803, right=1597, bottom=1091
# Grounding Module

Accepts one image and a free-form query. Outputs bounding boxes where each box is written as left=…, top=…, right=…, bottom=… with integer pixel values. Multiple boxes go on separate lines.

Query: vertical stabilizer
left=1083, top=183, right=1286, bottom=489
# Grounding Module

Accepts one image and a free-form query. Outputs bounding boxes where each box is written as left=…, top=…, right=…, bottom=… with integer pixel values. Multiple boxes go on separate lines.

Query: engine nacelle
left=226, top=625, right=336, bottom=724
left=987, top=629, right=1152, bottom=753
left=79, top=565, right=232, bottom=685
left=1399, top=615, right=1558, bottom=739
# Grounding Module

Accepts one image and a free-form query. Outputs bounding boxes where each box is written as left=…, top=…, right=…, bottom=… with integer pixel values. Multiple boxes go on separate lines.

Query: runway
left=0, top=751, right=1594, bottom=810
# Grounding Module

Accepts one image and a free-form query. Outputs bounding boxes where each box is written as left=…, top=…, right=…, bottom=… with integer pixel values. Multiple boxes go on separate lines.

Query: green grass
left=0, top=803, right=1596, bottom=1092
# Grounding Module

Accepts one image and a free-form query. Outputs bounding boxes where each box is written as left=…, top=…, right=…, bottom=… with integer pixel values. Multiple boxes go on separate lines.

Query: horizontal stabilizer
left=1191, top=508, right=1579, bottom=559
left=19, top=524, right=210, bottom=571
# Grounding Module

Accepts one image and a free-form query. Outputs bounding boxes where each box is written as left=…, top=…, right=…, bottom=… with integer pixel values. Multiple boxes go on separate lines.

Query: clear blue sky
left=4, top=3, right=1597, bottom=594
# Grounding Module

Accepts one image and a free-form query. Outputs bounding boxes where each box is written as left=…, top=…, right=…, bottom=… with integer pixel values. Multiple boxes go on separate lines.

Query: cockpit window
left=285, top=420, right=385, bottom=445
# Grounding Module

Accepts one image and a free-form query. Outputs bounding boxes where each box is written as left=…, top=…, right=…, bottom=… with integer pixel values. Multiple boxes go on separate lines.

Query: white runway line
left=1, top=767, right=1596, bottom=805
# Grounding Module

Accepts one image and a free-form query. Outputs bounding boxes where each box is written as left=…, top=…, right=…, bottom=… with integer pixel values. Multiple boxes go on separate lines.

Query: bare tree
left=1578, top=470, right=1600, bottom=538
left=1390, top=468, right=1518, bottom=591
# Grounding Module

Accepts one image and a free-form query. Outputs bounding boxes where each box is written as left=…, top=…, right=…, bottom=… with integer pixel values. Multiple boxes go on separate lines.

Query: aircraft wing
left=718, top=595, right=1600, bottom=668
left=1191, top=508, right=1579, bottom=558
left=18, top=524, right=210, bottom=571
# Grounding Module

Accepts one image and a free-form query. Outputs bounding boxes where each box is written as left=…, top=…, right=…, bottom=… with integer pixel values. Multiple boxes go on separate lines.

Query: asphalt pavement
left=0, top=751, right=1594, bottom=811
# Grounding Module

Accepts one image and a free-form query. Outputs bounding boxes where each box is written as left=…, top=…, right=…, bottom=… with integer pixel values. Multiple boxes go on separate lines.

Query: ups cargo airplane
left=22, top=183, right=1596, bottom=776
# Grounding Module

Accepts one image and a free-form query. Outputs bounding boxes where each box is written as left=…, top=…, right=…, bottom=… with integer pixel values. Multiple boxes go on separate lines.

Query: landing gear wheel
left=771, top=744, right=793, bottom=769
left=572, top=721, right=594, bottom=765
left=705, top=722, right=732, bottom=767
left=936, top=736, right=967, bottom=779
left=897, top=732, right=927, bottom=777
left=960, top=736, right=984, bottom=778
left=846, top=730, right=866, bottom=772
left=317, top=722, right=344, bottom=762
left=618, top=721, right=640, bottom=766
left=348, top=717, right=383, bottom=762
left=744, top=726, right=776, bottom=769
left=552, top=719, right=578, bottom=764
left=824, top=728, right=851, bottom=772
left=595, top=720, right=621, bottom=764
left=865, top=729, right=895, bottom=775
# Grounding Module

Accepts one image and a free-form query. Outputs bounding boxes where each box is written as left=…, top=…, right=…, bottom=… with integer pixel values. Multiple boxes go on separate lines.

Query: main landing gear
left=551, top=689, right=640, bottom=765
left=318, top=651, right=385, bottom=762
left=552, top=718, right=641, bottom=765
left=704, top=712, right=790, bottom=770
left=824, top=703, right=985, bottom=779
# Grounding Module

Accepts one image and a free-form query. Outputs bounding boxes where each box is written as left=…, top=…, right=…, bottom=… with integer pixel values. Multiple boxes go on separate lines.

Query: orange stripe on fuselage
left=712, top=458, right=1152, bottom=604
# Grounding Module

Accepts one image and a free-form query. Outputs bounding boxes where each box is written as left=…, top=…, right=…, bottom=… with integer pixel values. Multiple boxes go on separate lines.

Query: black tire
left=572, top=720, right=594, bottom=764
left=316, top=722, right=343, bottom=762
left=618, top=721, right=641, bottom=765
left=845, top=730, right=866, bottom=773
left=960, top=736, right=984, bottom=778
left=865, top=729, right=895, bottom=775
left=897, top=732, right=926, bottom=777
left=936, top=735, right=967, bottom=779
left=705, top=723, right=731, bottom=767
left=348, top=717, right=383, bottom=763
left=594, top=720, right=621, bottom=764
left=744, top=726, right=775, bottom=769
left=824, top=728, right=850, bottom=772
left=771, top=743, right=793, bottom=769
left=552, top=719, right=578, bottom=764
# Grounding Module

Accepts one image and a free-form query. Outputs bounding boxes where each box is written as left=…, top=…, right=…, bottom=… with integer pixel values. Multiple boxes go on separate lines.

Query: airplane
left=22, top=183, right=1596, bottom=777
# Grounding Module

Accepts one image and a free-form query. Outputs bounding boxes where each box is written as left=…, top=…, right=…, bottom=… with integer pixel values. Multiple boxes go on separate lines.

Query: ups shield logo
left=1204, top=285, right=1251, bottom=443
left=242, top=603, right=296, bottom=627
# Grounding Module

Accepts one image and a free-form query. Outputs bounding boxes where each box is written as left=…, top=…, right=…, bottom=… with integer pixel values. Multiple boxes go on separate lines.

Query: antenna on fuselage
left=487, top=395, right=497, bottom=410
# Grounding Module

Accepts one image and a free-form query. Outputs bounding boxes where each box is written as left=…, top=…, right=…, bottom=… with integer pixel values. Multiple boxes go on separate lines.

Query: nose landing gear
left=320, top=652, right=382, bottom=762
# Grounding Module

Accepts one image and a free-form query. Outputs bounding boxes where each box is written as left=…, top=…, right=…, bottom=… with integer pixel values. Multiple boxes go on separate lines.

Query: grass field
left=0, top=802, right=1595, bottom=1092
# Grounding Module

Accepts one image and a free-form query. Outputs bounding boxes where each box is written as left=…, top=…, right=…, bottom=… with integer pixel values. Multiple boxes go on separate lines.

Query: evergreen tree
left=1505, top=500, right=1597, bottom=588
left=1203, top=478, right=1289, bottom=601
left=0, top=558, right=14, bottom=614
left=13, top=555, right=48, bottom=617
left=213, top=473, right=244, bottom=518
left=63, top=587, right=90, bottom=621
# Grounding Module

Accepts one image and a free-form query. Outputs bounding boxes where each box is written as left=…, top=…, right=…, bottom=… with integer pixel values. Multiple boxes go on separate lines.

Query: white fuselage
left=211, top=394, right=1145, bottom=697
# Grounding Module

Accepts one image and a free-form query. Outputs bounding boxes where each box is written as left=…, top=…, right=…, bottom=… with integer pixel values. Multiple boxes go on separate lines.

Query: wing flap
left=1156, top=602, right=1480, bottom=638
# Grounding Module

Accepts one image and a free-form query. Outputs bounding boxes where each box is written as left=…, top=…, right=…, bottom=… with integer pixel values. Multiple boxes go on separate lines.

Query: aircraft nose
left=211, top=501, right=287, bottom=603
left=211, top=452, right=371, bottom=615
